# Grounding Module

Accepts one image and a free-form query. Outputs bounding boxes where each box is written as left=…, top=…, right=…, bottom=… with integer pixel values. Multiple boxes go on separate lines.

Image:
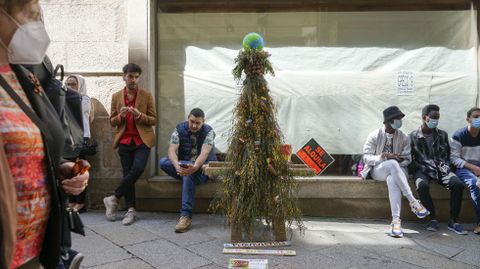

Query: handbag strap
left=0, top=74, right=50, bottom=136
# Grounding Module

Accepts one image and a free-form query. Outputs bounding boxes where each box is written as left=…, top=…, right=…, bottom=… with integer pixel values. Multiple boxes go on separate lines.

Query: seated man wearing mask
left=410, top=104, right=466, bottom=234
left=450, top=107, right=480, bottom=234
left=362, top=106, right=429, bottom=238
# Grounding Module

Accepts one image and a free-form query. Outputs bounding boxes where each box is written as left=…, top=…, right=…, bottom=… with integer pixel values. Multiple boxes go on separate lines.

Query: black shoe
left=61, top=249, right=84, bottom=269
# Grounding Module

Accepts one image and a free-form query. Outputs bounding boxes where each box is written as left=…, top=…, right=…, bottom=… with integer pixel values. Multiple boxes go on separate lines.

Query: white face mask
left=0, top=9, right=50, bottom=64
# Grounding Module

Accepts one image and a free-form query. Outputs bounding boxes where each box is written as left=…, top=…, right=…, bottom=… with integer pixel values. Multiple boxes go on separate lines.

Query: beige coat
left=110, top=88, right=157, bottom=149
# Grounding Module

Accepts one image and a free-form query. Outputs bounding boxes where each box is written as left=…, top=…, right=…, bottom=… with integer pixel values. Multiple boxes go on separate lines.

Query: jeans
left=115, top=142, right=150, bottom=208
left=371, top=160, right=415, bottom=220
left=414, top=170, right=465, bottom=220
left=159, top=157, right=209, bottom=217
left=456, top=168, right=480, bottom=222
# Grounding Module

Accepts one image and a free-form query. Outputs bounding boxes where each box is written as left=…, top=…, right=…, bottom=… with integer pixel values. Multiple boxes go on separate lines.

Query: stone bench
left=101, top=175, right=475, bottom=222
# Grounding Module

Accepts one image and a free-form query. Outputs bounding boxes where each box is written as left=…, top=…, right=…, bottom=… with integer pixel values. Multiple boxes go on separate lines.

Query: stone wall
left=40, top=0, right=128, bottom=109
left=40, top=0, right=130, bottom=205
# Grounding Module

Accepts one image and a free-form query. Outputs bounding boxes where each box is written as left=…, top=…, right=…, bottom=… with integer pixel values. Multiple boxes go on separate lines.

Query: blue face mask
left=391, top=119, right=402, bottom=130
left=472, top=118, right=480, bottom=129
left=426, top=119, right=439, bottom=129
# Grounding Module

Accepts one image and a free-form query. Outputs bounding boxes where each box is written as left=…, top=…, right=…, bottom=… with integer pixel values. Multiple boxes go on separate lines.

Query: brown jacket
left=110, top=88, right=157, bottom=149
left=0, top=135, right=17, bottom=269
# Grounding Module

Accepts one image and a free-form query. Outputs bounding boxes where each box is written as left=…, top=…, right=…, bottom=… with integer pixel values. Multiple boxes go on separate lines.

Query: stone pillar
left=127, top=0, right=157, bottom=177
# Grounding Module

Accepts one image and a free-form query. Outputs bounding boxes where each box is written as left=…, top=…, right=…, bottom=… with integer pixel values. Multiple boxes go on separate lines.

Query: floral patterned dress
left=0, top=64, right=50, bottom=268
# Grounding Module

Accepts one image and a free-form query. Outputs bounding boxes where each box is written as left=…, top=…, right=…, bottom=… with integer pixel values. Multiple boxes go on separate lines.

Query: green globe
left=243, top=32, right=264, bottom=50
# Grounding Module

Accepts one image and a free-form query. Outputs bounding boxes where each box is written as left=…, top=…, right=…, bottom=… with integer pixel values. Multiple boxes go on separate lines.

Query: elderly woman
left=0, top=1, right=89, bottom=268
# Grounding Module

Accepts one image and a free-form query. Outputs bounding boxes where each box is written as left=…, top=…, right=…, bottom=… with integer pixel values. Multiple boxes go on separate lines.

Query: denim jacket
left=409, top=127, right=451, bottom=180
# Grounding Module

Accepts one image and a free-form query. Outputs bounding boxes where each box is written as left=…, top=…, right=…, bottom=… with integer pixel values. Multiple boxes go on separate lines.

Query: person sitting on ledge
left=362, top=106, right=429, bottom=238
left=410, top=104, right=466, bottom=235
left=159, top=108, right=217, bottom=233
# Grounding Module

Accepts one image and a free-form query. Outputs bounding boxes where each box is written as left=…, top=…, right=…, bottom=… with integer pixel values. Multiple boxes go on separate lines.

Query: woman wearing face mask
left=0, top=1, right=89, bottom=268
left=65, top=75, right=93, bottom=213
left=361, top=106, right=429, bottom=238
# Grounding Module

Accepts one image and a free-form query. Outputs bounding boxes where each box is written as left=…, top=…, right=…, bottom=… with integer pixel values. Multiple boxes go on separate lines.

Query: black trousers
left=414, top=170, right=465, bottom=221
left=115, top=142, right=150, bottom=208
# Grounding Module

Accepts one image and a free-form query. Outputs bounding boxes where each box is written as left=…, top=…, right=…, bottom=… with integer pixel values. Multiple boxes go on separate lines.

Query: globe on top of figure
left=242, top=32, right=264, bottom=51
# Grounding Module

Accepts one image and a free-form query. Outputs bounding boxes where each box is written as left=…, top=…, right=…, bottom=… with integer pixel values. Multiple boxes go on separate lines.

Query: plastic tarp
left=158, top=10, right=479, bottom=155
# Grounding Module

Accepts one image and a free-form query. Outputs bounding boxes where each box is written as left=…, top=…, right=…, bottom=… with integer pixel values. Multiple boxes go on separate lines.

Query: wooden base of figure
left=229, top=216, right=286, bottom=242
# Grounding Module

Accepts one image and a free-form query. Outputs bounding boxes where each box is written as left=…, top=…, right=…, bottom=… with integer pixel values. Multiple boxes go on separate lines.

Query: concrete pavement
left=73, top=211, right=480, bottom=269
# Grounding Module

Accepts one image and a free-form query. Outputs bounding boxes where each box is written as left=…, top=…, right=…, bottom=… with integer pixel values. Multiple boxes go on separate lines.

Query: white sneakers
left=103, top=196, right=137, bottom=225
left=410, top=200, right=430, bottom=219
left=389, top=219, right=403, bottom=238
left=103, top=195, right=118, bottom=221
left=122, top=208, right=137, bottom=225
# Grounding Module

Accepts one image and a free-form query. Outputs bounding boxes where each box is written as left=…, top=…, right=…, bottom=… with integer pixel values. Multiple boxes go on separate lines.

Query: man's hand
left=58, top=162, right=90, bottom=195
left=464, top=162, right=480, bottom=176
left=119, top=106, right=129, bottom=118
left=177, top=163, right=198, bottom=176
left=470, top=165, right=480, bottom=176
left=129, top=107, right=141, bottom=118
left=382, top=153, right=404, bottom=162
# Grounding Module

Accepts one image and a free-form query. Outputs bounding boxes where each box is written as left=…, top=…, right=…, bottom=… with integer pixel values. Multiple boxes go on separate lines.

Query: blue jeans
left=159, top=157, right=209, bottom=217
left=456, top=168, right=480, bottom=222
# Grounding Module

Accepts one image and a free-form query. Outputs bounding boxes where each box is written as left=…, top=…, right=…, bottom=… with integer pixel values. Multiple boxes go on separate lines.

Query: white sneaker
left=103, top=195, right=118, bottom=221
left=389, top=219, right=403, bottom=238
left=410, top=200, right=429, bottom=219
left=122, top=208, right=137, bottom=225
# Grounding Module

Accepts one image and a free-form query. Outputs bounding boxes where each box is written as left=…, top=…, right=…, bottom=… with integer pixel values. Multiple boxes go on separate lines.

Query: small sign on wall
left=396, top=71, right=415, bottom=96
left=296, top=138, right=335, bottom=175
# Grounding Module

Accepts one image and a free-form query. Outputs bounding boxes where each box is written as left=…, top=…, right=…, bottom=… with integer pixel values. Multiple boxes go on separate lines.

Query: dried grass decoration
left=211, top=33, right=303, bottom=240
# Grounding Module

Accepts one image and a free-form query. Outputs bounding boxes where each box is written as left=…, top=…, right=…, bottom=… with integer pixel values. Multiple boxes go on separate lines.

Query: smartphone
left=179, top=161, right=191, bottom=168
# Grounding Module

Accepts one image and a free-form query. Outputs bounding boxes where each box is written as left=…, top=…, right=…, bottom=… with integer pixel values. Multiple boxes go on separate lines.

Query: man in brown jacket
left=0, top=135, right=16, bottom=269
left=103, top=63, right=157, bottom=225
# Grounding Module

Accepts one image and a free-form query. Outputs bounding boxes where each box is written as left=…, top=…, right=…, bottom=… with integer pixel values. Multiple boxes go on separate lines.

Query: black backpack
left=24, top=56, right=85, bottom=159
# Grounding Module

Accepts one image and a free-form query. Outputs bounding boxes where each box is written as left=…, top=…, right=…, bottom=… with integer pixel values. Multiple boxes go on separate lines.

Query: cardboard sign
left=223, top=248, right=296, bottom=256
left=296, top=138, right=334, bottom=175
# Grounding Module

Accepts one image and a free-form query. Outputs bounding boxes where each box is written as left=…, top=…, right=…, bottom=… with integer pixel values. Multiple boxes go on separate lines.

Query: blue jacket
left=176, top=121, right=217, bottom=162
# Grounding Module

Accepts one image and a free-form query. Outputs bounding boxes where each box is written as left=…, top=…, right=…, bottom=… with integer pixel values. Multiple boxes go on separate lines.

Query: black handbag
left=81, top=138, right=97, bottom=156
left=66, top=207, right=85, bottom=236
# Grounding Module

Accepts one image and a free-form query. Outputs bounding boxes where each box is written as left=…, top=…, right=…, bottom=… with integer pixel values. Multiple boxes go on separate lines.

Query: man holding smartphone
left=362, top=106, right=429, bottom=238
left=103, top=63, right=157, bottom=225
left=159, top=108, right=217, bottom=233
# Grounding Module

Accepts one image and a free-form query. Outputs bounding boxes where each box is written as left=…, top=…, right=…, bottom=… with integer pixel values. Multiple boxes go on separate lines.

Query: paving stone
left=411, top=234, right=465, bottom=258
left=136, top=217, right=216, bottom=247
left=71, top=212, right=479, bottom=269
left=194, top=264, right=226, bottom=269
left=186, top=239, right=232, bottom=267
left=85, top=258, right=155, bottom=269
left=318, top=245, right=423, bottom=269
left=89, top=222, right=160, bottom=246
left=384, top=247, right=477, bottom=269
left=79, top=210, right=111, bottom=226
left=451, top=248, right=480, bottom=267
left=73, top=232, right=131, bottom=267
left=125, top=239, right=211, bottom=269
left=303, top=220, right=382, bottom=233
